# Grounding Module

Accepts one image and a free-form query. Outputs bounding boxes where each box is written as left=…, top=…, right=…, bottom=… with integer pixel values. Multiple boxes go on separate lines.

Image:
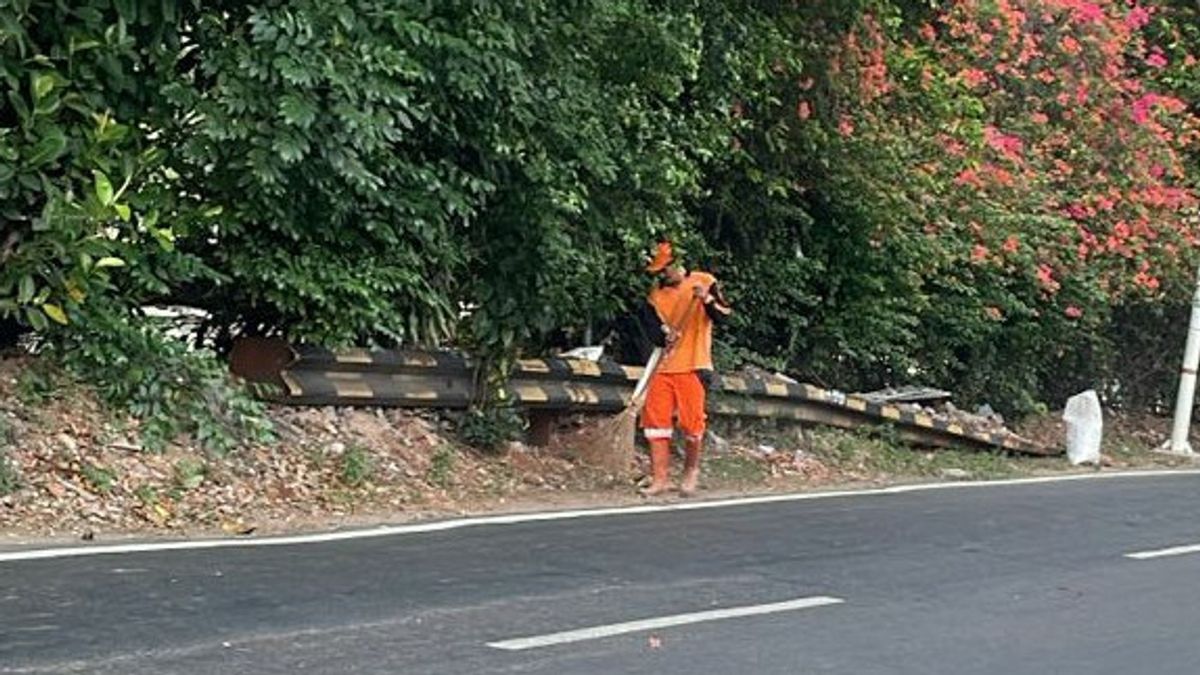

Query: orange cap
left=645, top=241, right=674, bottom=273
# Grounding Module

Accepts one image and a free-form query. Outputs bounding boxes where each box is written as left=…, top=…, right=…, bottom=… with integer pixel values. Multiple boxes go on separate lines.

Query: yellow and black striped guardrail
left=229, top=338, right=1052, bottom=456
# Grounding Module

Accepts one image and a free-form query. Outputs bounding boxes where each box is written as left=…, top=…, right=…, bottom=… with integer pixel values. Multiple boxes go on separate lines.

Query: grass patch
left=134, top=485, right=160, bottom=507
left=710, top=418, right=1047, bottom=483
left=427, top=445, right=456, bottom=489
left=0, top=413, right=11, bottom=447
left=808, top=426, right=1023, bottom=480
left=340, top=445, right=374, bottom=487
left=14, top=362, right=70, bottom=406
left=706, top=453, right=770, bottom=484
left=0, top=449, right=19, bottom=496
left=174, top=458, right=208, bottom=491
left=81, top=463, right=118, bottom=494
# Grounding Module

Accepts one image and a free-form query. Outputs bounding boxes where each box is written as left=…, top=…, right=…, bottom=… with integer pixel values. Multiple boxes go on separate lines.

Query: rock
left=756, top=444, right=777, bottom=456
left=56, top=433, right=78, bottom=454
left=326, top=442, right=346, bottom=457
left=939, top=468, right=972, bottom=480
left=505, top=441, right=530, bottom=455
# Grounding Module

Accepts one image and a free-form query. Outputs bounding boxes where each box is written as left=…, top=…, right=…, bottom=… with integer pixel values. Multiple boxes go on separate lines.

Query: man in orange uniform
left=639, top=241, right=732, bottom=496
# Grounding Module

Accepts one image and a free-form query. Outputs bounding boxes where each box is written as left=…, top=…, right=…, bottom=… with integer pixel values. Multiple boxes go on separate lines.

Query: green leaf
left=25, top=128, right=67, bottom=167
left=69, top=38, right=103, bottom=55
left=94, top=170, right=114, bottom=206
left=25, top=306, right=47, bottom=331
left=6, top=90, right=30, bottom=126
left=279, top=95, right=317, bottom=129
left=32, top=73, right=55, bottom=102
left=96, top=257, right=126, bottom=268
left=17, top=275, right=35, bottom=304
left=96, top=121, right=130, bottom=144
left=152, top=228, right=176, bottom=252
left=42, top=303, right=68, bottom=325
left=114, top=203, right=131, bottom=221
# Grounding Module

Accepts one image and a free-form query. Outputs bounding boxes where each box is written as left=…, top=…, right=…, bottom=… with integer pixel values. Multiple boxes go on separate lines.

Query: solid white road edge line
left=3, top=469, right=1200, bottom=564
left=486, top=596, right=845, bottom=651
left=1125, top=543, right=1200, bottom=560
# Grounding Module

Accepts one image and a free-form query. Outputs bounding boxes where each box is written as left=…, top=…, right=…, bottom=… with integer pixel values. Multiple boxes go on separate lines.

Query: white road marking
left=486, top=596, right=844, bottom=651
left=1125, top=543, right=1200, bottom=560
left=2, top=469, right=1198, bottom=564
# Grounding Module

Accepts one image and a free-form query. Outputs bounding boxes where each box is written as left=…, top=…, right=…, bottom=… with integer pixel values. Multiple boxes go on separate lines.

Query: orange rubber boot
left=640, top=440, right=672, bottom=496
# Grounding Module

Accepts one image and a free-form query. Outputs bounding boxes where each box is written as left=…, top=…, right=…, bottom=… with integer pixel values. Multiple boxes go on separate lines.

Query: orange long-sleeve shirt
left=648, top=271, right=718, bottom=374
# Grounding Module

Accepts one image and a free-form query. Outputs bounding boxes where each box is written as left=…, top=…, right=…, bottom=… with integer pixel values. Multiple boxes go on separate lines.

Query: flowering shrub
left=757, top=1, right=1200, bottom=412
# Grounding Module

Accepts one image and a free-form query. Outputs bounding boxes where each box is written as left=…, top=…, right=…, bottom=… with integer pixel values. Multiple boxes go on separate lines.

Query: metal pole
left=1166, top=265, right=1200, bottom=456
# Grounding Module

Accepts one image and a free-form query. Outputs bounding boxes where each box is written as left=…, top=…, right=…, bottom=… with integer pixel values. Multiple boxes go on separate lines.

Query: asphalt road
left=4, top=473, right=1200, bottom=674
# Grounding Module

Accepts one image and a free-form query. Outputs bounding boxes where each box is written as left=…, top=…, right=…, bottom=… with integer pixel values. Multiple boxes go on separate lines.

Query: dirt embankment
left=0, top=356, right=1193, bottom=545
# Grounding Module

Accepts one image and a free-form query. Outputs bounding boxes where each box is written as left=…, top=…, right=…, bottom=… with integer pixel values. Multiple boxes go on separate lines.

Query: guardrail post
left=1165, top=264, right=1200, bottom=457
left=527, top=411, right=556, bottom=447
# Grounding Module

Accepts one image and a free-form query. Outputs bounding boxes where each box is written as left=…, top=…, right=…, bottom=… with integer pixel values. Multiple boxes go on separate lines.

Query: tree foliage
left=2, top=0, right=1200, bottom=434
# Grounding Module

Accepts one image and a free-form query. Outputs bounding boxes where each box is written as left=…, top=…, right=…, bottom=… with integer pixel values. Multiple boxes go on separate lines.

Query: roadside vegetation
left=2, top=2, right=1199, bottom=535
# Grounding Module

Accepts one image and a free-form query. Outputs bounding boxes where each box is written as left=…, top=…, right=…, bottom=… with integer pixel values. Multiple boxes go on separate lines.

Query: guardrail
left=229, top=338, right=1053, bottom=456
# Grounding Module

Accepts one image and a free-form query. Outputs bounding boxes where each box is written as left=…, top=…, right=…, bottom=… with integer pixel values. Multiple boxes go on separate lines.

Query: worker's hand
left=664, top=326, right=681, bottom=347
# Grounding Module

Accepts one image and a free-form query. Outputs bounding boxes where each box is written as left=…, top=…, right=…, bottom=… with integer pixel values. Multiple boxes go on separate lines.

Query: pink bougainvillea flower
left=1072, top=2, right=1105, bottom=24
left=1131, top=93, right=1158, bottom=124
left=984, top=126, right=1025, bottom=159
left=1036, top=264, right=1060, bottom=293
left=1126, top=5, right=1153, bottom=30
left=960, top=68, right=989, bottom=88
left=955, top=169, right=983, bottom=187
left=837, top=116, right=855, bottom=137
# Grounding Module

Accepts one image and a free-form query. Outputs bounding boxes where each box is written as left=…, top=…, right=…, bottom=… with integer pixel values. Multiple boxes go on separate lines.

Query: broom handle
left=631, top=348, right=662, bottom=403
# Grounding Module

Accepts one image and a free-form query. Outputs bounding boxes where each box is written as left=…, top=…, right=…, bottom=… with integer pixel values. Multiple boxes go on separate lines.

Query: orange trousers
left=640, top=371, right=707, bottom=441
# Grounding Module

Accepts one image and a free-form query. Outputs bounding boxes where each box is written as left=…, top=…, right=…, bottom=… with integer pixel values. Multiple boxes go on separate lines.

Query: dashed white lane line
left=1125, top=543, right=1200, bottom=560
left=486, top=596, right=845, bottom=651
left=2, top=469, right=1198, bottom=564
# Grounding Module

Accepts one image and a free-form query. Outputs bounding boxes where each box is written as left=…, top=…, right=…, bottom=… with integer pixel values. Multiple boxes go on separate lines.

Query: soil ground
left=1, top=356, right=1194, bottom=546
